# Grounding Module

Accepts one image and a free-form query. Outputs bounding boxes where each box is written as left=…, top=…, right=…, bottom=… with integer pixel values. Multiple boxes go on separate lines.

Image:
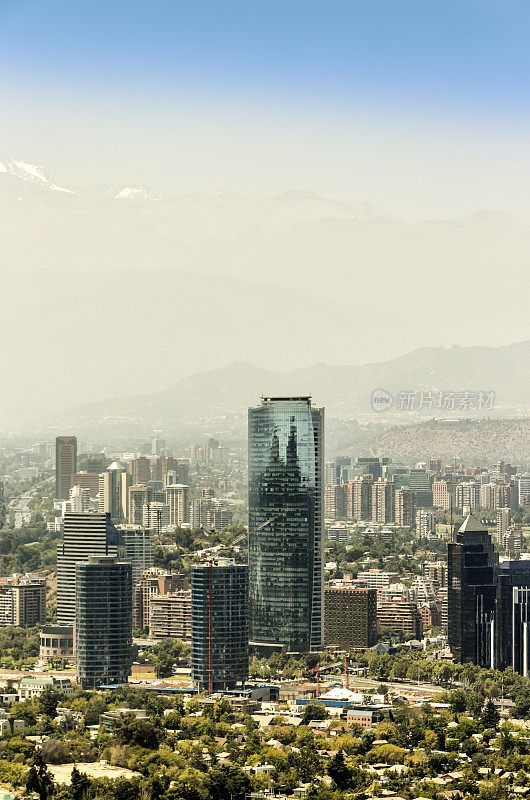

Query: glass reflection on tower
left=248, top=396, right=324, bottom=651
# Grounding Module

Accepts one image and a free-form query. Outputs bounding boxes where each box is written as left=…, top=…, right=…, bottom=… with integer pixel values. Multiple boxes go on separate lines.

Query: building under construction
left=191, top=560, right=248, bottom=692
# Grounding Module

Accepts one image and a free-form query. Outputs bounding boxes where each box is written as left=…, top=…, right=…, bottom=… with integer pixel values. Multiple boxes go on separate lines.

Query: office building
left=324, top=586, right=377, bottom=649
left=149, top=590, right=192, bottom=639
left=456, top=481, right=481, bottom=510
left=128, top=484, right=164, bottom=525
left=248, top=396, right=324, bottom=651
left=56, top=436, right=77, bottom=500
left=354, top=569, right=399, bottom=589
left=432, top=480, right=453, bottom=510
left=165, top=484, right=190, bottom=527
left=394, top=488, right=416, bottom=527
left=117, top=526, right=153, bottom=586
left=75, top=556, right=132, bottom=689
left=497, top=507, right=511, bottom=546
left=56, top=512, right=123, bottom=626
left=40, top=625, right=74, bottom=664
left=191, top=560, right=248, bottom=691
left=0, top=575, right=46, bottom=627
left=408, top=469, right=433, bottom=507
left=98, top=461, right=130, bottom=520
left=73, top=472, right=100, bottom=497
left=325, top=457, right=351, bottom=487
left=448, top=514, right=499, bottom=667
left=63, top=485, right=92, bottom=514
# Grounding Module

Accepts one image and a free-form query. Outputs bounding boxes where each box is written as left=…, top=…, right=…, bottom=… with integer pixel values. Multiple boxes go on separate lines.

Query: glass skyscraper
left=248, top=396, right=324, bottom=651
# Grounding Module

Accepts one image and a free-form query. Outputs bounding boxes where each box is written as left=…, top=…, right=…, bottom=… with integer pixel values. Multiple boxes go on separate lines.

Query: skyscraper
left=248, top=396, right=324, bottom=652
left=55, top=436, right=77, bottom=500
left=98, top=461, right=130, bottom=520
left=448, top=514, right=499, bottom=667
left=165, top=484, right=190, bottom=526
left=57, top=512, right=123, bottom=625
left=117, top=526, right=154, bottom=586
left=191, top=560, right=248, bottom=691
left=75, top=556, right=132, bottom=688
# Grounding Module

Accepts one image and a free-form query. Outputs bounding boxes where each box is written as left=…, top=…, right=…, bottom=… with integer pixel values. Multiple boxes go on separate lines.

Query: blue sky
left=2, top=0, right=530, bottom=218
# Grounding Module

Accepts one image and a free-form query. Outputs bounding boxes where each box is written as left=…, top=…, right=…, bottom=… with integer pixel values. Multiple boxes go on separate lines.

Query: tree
left=38, top=686, right=62, bottom=718
left=328, top=750, right=352, bottom=789
left=26, top=752, right=55, bottom=800
left=301, top=702, right=329, bottom=725
left=114, top=715, right=160, bottom=749
left=69, top=766, right=91, bottom=800
left=204, top=764, right=251, bottom=800
left=481, top=699, right=500, bottom=729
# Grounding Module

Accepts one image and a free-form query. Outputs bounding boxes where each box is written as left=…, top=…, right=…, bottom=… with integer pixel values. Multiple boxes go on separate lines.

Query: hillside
left=356, top=418, right=530, bottom=465
left=63, top=339, right=530, bottom=425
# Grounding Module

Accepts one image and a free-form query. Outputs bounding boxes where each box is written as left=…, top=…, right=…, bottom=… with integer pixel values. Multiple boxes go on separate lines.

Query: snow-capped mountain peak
left=114, top=186, right=161, bottom=200
left=0, top=156, right=73, bottom=193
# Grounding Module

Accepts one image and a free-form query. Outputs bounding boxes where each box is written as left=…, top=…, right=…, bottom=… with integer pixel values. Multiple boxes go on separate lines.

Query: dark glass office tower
left=75, top=556, right=132, bottom=689
left=191, top=561, right=248, bottom=691
left=448, top=514, right=499, bottom=667
left=248, top=396, right=324, bottom=651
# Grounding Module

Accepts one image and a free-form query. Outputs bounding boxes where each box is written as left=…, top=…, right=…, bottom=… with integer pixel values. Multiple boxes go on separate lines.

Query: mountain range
left=1, top=156, right=529, bottom=428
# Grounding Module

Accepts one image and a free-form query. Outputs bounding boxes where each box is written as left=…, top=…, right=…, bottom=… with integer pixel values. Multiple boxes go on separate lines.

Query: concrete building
left=98, top=462, right=130, bottom=520
left=324, top=586, right=377, bottom=649
left=324, top=485, right=345, bottom=519
left=344, top=475, right=374, bottom=521
left=371, top=479, right=395, bottom=524
left=416, top=509, right=436, bottom=538
left=377, top=600, right=422, bottom=637
left=164, top=484, right=190, bottom=527
left=497, top=507, right=511, bottom=546
left=432, top=480, right=453, bottom=510
left=0, top=575, right=46, bottom=627
left=192, top=561, right=248, bottom=691
left=75, top=556, right=132, bottom=689
left=40, top=625, right=74, bottom=664
left=149, top=590, right=192, bottom=639
left=133, top=568, right=189, bottom=630
left=394, top=488, right=416, bottom=527
left=55, top=436, right=77, bottom=500
left=117, top=526, right=154, bottom=586
left=142, top=501, right=170, bottom=531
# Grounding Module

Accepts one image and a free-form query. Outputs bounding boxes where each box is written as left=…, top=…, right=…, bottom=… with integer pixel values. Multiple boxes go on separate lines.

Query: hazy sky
left=2, top=0, right=530, bottom=219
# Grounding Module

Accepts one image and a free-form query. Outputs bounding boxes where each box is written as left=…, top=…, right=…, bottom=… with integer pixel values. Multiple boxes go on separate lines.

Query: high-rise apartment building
left=324, top=586, right=377, bottom=649
left=248, top=396, right=324, bottom=651
left=344, top=475, right=374, bottom=520
left=377, top=600, right=422, bottom=637
left=149, top=590, right=192, bottom=639
left=0, top=575, right=46, bottom=627
left=416, top=509, right=436, bottom=538
left=142, top=501, right=170, bottom=530
left=518, top=475, right=530, bottom=507
left=57, top=512, right=123, bottom=626
left=455, top=481, right=481, bottom=510
left=394, top=488, right=416, bottom=527
left=117, top=526, right=154, bottom=586
left=129, top=457, right=152, bottom=486
left=191, top=560, right=248, bottom=691
left=371, top=479, right=395, bottom=523
left=164, top=484, right=190, bottom=527
left=55, top=436, right=77, bottom=500
left=133, top=568, right=189, bottom=630
left=324, top=485, right=345, bottom=519
left=497, top=507, right=511, bottom=546
left=75, top=556, right=132, bottom=689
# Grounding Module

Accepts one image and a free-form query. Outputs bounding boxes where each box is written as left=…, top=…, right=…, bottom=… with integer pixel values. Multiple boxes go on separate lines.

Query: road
left=8, top=476, right=53, bottom=529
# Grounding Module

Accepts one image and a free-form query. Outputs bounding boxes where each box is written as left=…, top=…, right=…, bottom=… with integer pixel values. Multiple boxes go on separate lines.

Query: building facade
left=191, top=561, right=248, bottom=691
left=56, top=435, right=77, bottom=500
left=248, top=396, right=324, bottom=651
left=75, top=556, right=132, bottom=689
left=324, top=586, right=377, bottom=649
